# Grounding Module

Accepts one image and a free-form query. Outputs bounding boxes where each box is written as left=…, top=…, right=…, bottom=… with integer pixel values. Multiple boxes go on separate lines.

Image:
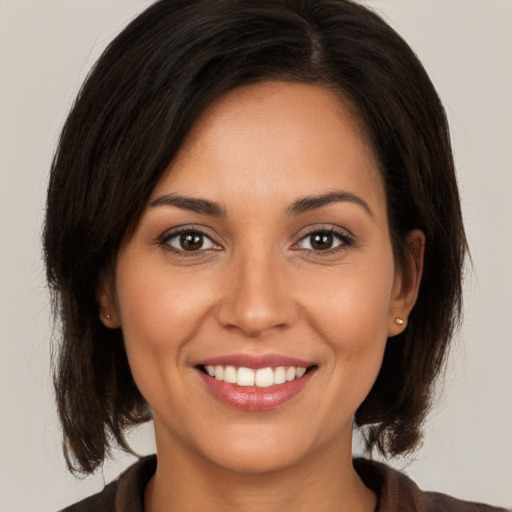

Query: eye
left=295, top=228, right=352, bottom=252
left=162, top=229, right=218, bottom=253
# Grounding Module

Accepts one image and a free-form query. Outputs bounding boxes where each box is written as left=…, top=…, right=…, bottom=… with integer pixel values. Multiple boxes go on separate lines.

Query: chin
left=202, top=437, right=311, bottom=475
left=186, top=415, right=350, bottom=476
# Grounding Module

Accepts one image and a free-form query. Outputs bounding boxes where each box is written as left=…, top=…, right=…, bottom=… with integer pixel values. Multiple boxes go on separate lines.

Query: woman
left=43, top=0, right=509, bottom=510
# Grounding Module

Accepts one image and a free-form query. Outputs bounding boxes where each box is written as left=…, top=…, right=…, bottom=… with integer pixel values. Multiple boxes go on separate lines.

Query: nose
left=216, top=249, right=297, bottom=338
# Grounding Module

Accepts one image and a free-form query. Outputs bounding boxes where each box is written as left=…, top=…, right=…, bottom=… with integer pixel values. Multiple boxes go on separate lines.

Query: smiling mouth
left=199, top=365, right=317, bottom=388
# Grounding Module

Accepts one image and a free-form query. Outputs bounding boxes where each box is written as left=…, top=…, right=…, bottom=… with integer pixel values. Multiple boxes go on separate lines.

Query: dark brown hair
left=44, top=0, right=467, bottom=474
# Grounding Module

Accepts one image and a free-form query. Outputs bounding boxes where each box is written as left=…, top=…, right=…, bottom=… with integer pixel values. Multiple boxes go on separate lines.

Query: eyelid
left=158, top=225, right=223, bottom=254
left=157, top=223, right=354, bottom=256
left=291, top=225, right=355, bottom=253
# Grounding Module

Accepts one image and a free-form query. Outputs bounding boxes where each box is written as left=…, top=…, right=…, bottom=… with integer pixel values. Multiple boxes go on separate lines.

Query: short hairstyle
left=44, top=0, right=467, bottom=474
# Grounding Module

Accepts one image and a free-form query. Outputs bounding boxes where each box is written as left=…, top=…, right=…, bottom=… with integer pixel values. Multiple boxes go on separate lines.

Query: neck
left=145, top=427, right=376, bottom=512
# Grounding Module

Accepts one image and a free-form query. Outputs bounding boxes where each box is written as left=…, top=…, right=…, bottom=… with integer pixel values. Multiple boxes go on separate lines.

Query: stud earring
left=106, top=313, right=112, bottom=320
left=394, top=317, right=405, bottom=326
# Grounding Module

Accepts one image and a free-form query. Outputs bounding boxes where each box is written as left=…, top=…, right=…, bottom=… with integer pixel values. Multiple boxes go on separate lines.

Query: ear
left=96, top=272, right=121, bottom=328
left=388, top=229, right=425, bottom=337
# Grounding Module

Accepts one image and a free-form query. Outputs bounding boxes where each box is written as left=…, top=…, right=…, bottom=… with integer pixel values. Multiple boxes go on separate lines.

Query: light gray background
left=1, top=1, right=511, bottom=510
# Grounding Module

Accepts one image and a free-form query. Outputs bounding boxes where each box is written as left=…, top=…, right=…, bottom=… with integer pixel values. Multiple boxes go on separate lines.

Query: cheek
left=114, top=263, right=223, bottom=421
left=310, top=262, right=394, bottom=340
left=302, top=255, right=395, bottom=384
left=114, top=255, right=217, bottom=381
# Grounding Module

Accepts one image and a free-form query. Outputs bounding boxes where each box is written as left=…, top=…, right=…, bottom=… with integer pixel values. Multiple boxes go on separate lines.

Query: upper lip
left=195, top=353, right=316, bottom=369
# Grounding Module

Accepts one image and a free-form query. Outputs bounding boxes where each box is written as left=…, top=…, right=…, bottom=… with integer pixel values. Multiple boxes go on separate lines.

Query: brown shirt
left=60, top=455, right=509, bottom=512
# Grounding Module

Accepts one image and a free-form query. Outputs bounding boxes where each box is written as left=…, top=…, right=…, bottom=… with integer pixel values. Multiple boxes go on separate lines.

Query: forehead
left=152, top=81, right=385, bottom=215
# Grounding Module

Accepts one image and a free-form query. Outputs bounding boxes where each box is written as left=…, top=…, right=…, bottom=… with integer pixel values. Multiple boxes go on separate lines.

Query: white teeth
left=296, top=367, right=306, bottom=378
left=255, top=367, right=274, bottom=387
left=214, top=365, right=224, bottom=380
left=286, top=367, right=296, bottom=381
left=224, top=365, right=237, bottom=383
left=273, top=366, right=287, bottom=385
left=204, top=365, right=309, bottom=387
left=237, top=367, right=255, bottom=386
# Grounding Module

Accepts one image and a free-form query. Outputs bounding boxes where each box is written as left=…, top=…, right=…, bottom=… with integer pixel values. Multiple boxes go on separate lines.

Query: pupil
left=311, top=233, right=333, bottom=250
left=180, top=232, right=203, bottom=251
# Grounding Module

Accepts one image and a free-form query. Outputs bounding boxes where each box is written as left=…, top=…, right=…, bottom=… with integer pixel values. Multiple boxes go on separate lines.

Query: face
left=100, top=82, right=421, bottom=474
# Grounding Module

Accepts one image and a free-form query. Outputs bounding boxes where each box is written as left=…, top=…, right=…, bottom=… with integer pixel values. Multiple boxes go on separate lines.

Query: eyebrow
left=149, top=190, right=373, bottom=219
left=287, top=191, right=374, bottom=218
left=149, top=194, right=226, bottom=217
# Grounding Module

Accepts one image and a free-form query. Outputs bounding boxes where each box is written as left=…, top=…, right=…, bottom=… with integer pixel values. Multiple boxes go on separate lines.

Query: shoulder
left=424, top=491, right=510, bottom=512
left=353, top=458, right=510, bottom=512
left=58, top=455, right=156, bottom=512
left=59, top=482, right=116, bottom=512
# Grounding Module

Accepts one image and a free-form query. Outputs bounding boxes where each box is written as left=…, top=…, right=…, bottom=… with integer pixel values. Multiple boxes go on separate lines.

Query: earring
left=106, top=313, right=112, bottom=320
left=394, top=317, right=405, bottom=326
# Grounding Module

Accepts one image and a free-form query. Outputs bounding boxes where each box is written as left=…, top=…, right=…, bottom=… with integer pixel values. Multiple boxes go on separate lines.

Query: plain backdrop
left=1, top=1, right=511, bottom=510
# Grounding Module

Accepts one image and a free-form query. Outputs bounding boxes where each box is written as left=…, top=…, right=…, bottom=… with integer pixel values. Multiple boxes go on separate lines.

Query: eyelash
left=158, top=226, right=221, bottom=257
left=158, top=225, right=355, bottom=256
left=293, top=226, right=355, bottom=254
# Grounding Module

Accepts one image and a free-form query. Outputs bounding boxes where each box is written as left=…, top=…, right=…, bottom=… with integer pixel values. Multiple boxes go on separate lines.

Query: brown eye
left=180, top=232, right=204, bottom=251
left=310, top=233, right=334, bottom=250
left=165, top=230, right=216, bottom=252
left=296, top=229, right=350, bottom=252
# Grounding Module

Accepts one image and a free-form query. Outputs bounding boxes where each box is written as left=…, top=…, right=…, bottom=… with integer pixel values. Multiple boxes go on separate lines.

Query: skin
left=99, top=81, right=424, bottom=512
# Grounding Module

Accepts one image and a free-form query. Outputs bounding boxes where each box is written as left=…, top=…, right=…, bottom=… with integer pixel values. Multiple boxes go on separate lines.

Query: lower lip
left=197, top=369, right=316, bottom=411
